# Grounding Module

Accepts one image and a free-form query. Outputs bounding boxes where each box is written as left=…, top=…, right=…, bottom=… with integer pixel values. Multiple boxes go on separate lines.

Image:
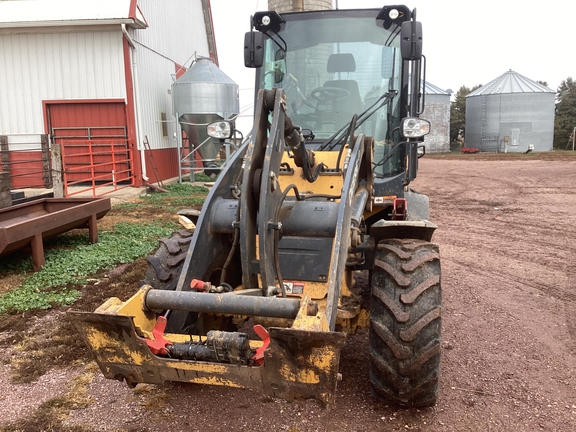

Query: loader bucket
left=68, top=293, right=347, bottom=405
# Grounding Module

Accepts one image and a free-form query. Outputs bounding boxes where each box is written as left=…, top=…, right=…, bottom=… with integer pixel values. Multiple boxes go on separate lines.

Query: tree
left=556, top=77, right=575, bottom=103
left=449, top=84, right=481, bottom=145
left=554, top=77, right=576, bottom=149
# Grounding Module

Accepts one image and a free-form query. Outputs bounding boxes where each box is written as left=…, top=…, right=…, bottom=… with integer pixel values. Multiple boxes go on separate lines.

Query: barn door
left=47, top=102, right=134, bottom=189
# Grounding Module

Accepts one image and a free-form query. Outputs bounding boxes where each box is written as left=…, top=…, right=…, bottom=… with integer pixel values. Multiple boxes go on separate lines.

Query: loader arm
left=239, top=88, right=368, bottom=329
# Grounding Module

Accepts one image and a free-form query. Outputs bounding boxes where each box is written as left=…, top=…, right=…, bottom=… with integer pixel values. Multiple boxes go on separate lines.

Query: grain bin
left=422, top=81, right=451, bottom=153
left=465, top=70, right=555, bottom=152
left=268, top=0, right=332, bottom=12
left=172, top=57, right=239, bottom=175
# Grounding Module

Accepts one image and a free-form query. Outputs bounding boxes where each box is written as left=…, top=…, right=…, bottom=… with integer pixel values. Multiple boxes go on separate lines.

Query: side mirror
left=244, top=31, right=264, bottom=68
left=400, top=21, right=422, bottom=60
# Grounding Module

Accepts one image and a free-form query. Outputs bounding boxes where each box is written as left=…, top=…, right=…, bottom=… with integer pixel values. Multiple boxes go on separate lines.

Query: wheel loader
left=69, top=5, right=442, bottom=408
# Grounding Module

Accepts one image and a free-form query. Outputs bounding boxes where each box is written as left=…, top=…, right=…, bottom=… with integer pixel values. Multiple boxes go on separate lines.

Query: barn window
left=160, top=111, right=168, bottom=138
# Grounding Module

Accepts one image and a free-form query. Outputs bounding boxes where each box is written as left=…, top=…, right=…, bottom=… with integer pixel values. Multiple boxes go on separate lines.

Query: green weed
left=0, top=181, right=208, bottom=314
left=0, top=222, right=176, bottom=314
left=190, top=172, right=218, bottom=182
left=139, top=183, right=209, bottom=209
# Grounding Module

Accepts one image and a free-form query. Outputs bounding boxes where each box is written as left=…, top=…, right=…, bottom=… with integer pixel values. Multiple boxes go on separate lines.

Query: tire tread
left=369, top=238, right=442, bottom=408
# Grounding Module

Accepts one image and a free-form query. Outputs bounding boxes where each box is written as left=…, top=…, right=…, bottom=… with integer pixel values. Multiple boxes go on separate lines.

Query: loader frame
left=70, top=5, right=441, bottom=407
left=69, top=88, right=367, bottom=404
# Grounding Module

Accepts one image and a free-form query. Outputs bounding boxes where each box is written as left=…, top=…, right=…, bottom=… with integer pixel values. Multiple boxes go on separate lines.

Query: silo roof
left=467, top=70, right=554, bottom=96
left=424, top=81, right=451, bottom=95
left=412, top=79, right=451, bottom=95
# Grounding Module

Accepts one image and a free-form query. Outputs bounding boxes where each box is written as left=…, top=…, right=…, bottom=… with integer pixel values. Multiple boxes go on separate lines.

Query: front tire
left=143, top=230, right=194, bottom=290
left=369, top=238, right=441, bottom=407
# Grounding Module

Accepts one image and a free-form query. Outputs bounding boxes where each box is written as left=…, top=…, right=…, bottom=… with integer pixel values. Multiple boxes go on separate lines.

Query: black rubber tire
left=142, top=230, right=194, bottom=290
left=369, top=238, right=441, bottom=407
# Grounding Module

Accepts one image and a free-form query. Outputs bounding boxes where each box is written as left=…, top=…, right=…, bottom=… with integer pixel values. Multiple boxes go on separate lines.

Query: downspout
left=122, top=23, right=148, bottom=182
left=201, top=0, right=218, bottom=65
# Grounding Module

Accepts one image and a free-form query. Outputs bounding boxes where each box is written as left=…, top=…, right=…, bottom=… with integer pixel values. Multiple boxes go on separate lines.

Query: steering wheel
left=311, top=87, right=351, bottom=103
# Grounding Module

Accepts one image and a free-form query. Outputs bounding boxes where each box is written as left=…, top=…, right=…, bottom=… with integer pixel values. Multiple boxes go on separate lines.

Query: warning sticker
left=373, top=195, right=396, bottom=205
left=283, top=281, right=304, bottom=295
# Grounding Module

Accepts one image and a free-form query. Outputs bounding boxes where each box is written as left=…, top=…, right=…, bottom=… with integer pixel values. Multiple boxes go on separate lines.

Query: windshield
left=257, top=10, right=405, bottom=177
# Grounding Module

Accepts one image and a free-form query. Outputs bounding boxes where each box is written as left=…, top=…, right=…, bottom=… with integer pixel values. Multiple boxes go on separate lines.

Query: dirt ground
left=1, top=153, right=576, bottom=431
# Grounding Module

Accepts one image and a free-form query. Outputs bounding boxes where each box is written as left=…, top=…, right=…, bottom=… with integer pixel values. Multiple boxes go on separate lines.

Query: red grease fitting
left=190, top=279, right=210, bottom=292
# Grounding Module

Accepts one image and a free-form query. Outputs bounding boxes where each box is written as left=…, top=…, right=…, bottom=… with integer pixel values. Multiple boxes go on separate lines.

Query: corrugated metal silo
left=465, top=70, right=555, bottom=152
left=422, top=81, right=451, bottom=153
left=172, top=57, right=239, bottom=176
left=268, top=0, right=332, bottom=12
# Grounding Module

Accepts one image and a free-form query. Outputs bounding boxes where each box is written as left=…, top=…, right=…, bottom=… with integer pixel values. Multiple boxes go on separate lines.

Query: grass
left=190, top=171, right=218, bottom=183
left=139, top=183, right=209, bottom=211
left=0, top=222, right=176, bottom=314
left=0, top=182, right=209, bottom=315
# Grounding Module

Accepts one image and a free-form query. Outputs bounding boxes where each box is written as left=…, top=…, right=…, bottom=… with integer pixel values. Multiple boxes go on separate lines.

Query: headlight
left=207, top=121, right=232, bottom=139
left=402, top=118, right=430, bottom=138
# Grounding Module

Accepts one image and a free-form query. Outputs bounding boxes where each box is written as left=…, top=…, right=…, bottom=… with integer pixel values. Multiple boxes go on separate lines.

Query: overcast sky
left=210, top=0, right=575, bottom=133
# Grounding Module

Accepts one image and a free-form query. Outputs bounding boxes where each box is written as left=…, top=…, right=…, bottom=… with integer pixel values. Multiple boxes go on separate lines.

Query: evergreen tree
left=449, top=84, right=481, bottom=145
left=556, top=77, right=575, bottom=103
left=554, top=77, right=576, bottom=149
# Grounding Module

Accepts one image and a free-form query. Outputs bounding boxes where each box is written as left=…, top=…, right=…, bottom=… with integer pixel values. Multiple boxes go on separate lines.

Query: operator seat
left=318, top=53, right=364, bottom=124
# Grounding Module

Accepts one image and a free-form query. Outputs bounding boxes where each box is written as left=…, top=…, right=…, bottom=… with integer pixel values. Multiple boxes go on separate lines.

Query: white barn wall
left=0, top=30, right=125, bottom=134
left=0, top=0, right=211, bottom=145
left=132, top=46, right=180, bottom=150
left=130, top=0, right=212, bottom=151
left=134, top=1, right=210, bottom=65
left=0, top=0, right=215, bottom=183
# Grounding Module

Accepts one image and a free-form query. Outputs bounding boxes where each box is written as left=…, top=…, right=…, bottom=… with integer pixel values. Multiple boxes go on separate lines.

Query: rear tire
left=369, top=238, right=441, bottom=407
left=143, top=230, right=194, bottom=290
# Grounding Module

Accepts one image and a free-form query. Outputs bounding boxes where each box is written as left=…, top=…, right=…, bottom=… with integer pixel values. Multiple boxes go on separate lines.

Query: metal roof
left=424, top=81, right=451, bottom=95
left=0, top=0, right=147, bottom=29
left=467, top=70, right=554, bottom=97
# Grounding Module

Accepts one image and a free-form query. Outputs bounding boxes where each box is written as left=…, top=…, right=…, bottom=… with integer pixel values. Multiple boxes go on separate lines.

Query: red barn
left=0, top=0, right=218, bottom=193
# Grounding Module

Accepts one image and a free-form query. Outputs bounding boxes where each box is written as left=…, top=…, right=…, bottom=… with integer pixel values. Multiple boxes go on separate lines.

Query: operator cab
left=244, top=6, right=429, bottom=194
left=309, top=52, right=364, bottom=132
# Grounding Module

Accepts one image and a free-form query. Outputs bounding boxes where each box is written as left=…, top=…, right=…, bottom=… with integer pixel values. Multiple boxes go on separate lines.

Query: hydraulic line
left=220, top=202, right=241, bottom=286
left=272, top=183, right=303, bottom=298
left=336, top=114, right=358, bottom=170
